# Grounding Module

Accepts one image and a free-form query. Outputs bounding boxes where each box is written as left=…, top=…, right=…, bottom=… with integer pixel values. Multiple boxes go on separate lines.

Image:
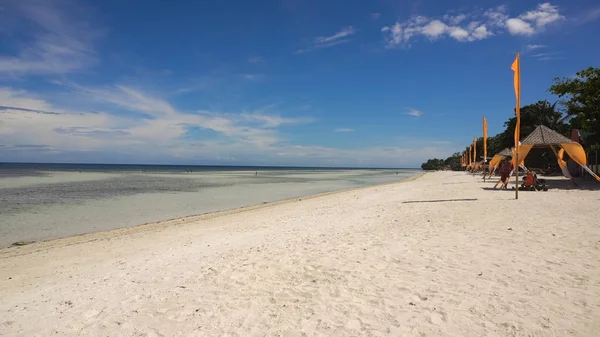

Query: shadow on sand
left=402, top=198, right=478, bottom=204
left=480, top=176, right=600, bottom=192
left=541, top=177, right=600, bottom=191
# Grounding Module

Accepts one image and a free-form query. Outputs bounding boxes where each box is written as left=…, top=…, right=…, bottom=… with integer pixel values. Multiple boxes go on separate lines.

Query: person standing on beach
left=500, top=158, right=514, bottom=189
left=494, top=159, right=513, bottom=189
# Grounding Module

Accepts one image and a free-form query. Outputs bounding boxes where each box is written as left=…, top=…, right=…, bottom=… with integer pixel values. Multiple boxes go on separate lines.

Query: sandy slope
left=1, top=171, right=600, bottom=336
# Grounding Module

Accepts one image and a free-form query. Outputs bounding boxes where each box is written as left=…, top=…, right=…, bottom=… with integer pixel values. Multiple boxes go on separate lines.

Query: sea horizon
left=0, top=161, right=418, bottom=173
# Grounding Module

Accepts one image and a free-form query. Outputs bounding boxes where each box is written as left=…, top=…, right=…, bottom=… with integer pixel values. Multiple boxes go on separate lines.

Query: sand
left=1, top=171, right=600, bottom=336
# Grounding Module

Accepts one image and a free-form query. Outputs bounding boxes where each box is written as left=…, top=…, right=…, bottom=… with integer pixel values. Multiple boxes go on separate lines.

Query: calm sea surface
left=0, top=163, right=420, bottom=247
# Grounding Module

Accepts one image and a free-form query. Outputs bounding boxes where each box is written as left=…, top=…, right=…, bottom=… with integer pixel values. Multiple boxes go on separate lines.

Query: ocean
left=0, top=163, right=420, bottom=247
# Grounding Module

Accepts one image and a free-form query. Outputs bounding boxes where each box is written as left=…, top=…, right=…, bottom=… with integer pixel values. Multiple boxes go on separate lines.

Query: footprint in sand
left=346, top=319, right=363, bottom=331
left=426, top=310, right=448, bottom=325
left=83, top=308, right=104, bottom=320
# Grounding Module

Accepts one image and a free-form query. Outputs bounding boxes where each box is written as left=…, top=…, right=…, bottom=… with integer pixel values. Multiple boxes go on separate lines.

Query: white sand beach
left=1, top=171, right=600, bottom=336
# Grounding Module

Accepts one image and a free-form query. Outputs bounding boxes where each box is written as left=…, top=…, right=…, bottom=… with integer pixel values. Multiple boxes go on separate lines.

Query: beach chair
left=521, top=173, right=536, bottom=191
left=520, top=173, right=549, bottom=191
left=535, top=177, right=549, bottom=191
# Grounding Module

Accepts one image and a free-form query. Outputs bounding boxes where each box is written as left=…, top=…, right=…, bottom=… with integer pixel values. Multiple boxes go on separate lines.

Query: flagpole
left=515, top=152, right=519, bottom=199
left=514, top=53, right=521, bottom=200
left=483, top=116, right=487, bottom=182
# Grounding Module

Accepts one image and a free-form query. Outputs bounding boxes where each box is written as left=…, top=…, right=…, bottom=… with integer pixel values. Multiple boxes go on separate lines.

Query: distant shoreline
left=0, top=162, right=419, bottom=172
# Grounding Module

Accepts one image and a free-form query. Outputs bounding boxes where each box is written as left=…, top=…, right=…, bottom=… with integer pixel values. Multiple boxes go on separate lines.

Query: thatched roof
left=498, top=148, right=513, bottom=156
left=521, top=125, right=574, bottom=145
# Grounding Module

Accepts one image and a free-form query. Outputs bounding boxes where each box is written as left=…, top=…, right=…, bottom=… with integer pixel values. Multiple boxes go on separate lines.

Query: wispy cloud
left=0, top=86, right=454, bottom=166
left=241, top=112, right=314, bottom=128
left=0, top=0, right=101, bottom=76
left=526, top=44, right=547, bottom=50
left=577, top=6, right=600, bottom=24
left=241, top=73, right=263, bottom=81
left=530, top=51, right=566, bottom=61
left=296, top=26, right=356, bottom=54
left=314, top=26, right=356, bottom=44
left=0, top=88, right=56, bottom=112
left=382, top=3, right=564, bottom=48
left=371, top=13, right=381, bottom=20
left=333, top=128, right=354, bottom=132
left=0, top=86, right=317, bottom=154
left=405, top=108, right=423, bottom=117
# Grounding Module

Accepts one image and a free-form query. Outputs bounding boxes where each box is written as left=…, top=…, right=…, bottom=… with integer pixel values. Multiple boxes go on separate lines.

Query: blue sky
left=1, top=0, right=599, bottom=167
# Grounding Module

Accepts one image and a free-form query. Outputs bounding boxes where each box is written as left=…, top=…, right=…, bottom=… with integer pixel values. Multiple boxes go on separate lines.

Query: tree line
left=421, top=67, right=600, bottom=171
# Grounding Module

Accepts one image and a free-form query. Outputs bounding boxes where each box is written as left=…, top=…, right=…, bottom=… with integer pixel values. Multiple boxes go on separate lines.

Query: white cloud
left=382, top=3, right=564, bottom=48
left=0, top=88, right=55, bottom=112
left=470, top=25, right=493, bottom=40
left=0, top=86, right=313, bottom=154
left=526, top=44, right=547, bottom=50
left=484, top=6, right=509, bottom=27
left=507, top=3, right=564, bottom=36
left=315, top=27, right=356, bottom=44
left=530, top=51, right=565, bottom=61
left=405, top=108, right=423, bottom=117
left=447, top=26, right=470, bottom=41
left=333, top=128, right=354, bottom=132
left=0, top=87, right=454, bottom=167
left=519, top=3, right=564, bottom=27
left=382, top=15, right=493, bottom=47
left=0, top=0, right=100, bottom=76
left=381, top=23, right=403, bottom=47
left=536, top=56, right=565, bottom=61
left=75, top=85, right=177, bottom=117
left=241, top=113, right=314, bottom=128
left=443, top=14, right=468, bottom=25
left=506, top=18, right=535, bottom=35
left=422, top=20, right=448, bottom=39
left=297, top=26, right=356, bottom=54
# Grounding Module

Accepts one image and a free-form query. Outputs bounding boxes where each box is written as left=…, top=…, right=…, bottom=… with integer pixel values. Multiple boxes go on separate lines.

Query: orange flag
left=469, top=146, right=472, bottom=165
left=483, top=116, right=488, bottom=163
left=511, top=53, right=521, bottom=154
left=473, top=137, right=477, bottom=163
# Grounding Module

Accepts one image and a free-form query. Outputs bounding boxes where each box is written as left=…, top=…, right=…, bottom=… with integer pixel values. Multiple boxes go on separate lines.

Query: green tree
left=420, top=158, right=445, bottom=170
left=549, top=67, right=600, bottom=149
left=495, top=100, right=569, bottom=150
left=486, top=134, right=503, bottom=159
left=444, top=152, right=462, bottom=171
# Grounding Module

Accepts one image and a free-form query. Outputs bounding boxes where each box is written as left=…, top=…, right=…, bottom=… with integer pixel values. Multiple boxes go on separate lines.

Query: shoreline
left=0, top=171, right=426, bottom=257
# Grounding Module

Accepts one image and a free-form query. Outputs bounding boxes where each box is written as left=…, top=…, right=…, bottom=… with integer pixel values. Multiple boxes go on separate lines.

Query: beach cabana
left=486, top=147, right=530, bottom=180
left=489, top=148, right=512, bottom=168
left=487, top=148, right=517, bottom=178
left=518, top=125, right=600, bottom=182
